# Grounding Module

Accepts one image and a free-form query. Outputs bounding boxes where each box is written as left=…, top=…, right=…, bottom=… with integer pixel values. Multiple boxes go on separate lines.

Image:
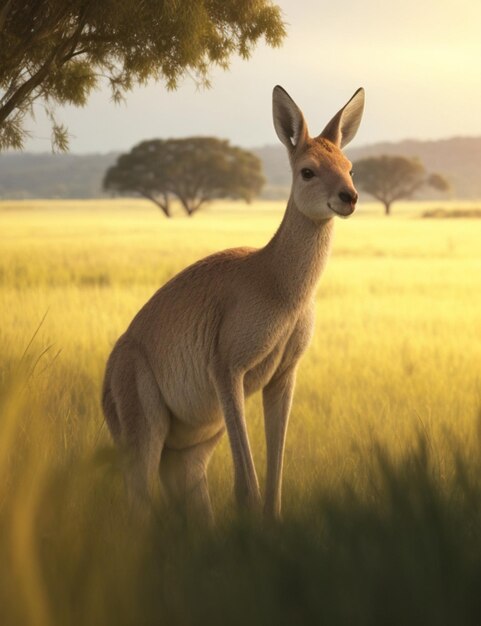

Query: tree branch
left=0, top=0, right=14, bottom=32
left=0, top=47, right=58, bottom=124
left=0, top=4, right=91, bottom=125
left=60, top=3, right=92, bottom=63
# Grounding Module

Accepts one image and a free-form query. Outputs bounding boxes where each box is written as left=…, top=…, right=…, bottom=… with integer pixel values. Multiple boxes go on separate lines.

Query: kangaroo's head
left=273, top=86, right=365, bottom=221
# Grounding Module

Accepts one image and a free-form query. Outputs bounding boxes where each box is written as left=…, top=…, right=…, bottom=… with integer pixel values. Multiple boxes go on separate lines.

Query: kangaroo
left=102, top=85, right=365, bottom=523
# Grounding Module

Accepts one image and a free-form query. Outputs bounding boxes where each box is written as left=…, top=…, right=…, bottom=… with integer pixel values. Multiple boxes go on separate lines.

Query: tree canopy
left=0, top=0, right=285, bottom=151
left=103, top=137, right=265, bottom=217
left=353, top=155, right=449, bottom=215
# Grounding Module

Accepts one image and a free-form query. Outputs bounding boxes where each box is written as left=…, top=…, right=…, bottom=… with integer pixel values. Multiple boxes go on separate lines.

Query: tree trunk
left=186, top=200, right=205, bottom=217
left=139, top=191, right=171, bottom=217
left=181, top=199, right=203, bottom=217
left=384, top=201, right=391, bottom=216
left=176, top=194, right=191, bottom=216
left=154, top=200, right=171, bottom=218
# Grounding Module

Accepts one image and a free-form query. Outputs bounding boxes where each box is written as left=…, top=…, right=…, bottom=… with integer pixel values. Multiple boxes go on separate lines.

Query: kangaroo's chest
left=243, top=323, right=295, bottom=395
left=242, top=303, right=315, bottom=396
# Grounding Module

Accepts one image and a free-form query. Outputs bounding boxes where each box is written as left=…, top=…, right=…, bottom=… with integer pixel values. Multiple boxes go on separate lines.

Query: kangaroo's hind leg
left=160, top=429, right=224, bottom=527
left=106, top=341, right=170, bottom=519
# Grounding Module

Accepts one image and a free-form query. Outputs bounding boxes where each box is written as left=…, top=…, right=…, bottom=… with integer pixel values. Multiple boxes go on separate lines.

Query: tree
left=0, top=0, right=285, bottom=151
left=103, top=137, right=266, bottom=216
left=353, top=155, right=450, bottom=215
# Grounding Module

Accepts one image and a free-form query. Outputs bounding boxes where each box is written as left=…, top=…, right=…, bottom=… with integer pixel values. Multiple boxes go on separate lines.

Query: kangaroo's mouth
left=328, top=202, right=355, bottom=218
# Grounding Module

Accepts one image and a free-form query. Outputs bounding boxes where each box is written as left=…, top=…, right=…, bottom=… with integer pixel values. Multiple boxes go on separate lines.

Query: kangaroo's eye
left=301, top=168, right=314, bottom=180
left=349, top=170, right=354, bottom=177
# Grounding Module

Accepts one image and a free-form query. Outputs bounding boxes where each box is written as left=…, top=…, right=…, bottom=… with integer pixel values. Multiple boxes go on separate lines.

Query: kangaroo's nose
left=338, top=190, right=358, bottom=205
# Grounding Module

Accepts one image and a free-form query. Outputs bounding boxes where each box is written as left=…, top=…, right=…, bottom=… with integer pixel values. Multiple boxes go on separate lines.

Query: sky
left=24, top=0, right=481, bottom=153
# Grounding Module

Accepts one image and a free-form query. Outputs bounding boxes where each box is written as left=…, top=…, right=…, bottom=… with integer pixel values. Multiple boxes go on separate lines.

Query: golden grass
left=1, top=199, right=481, bottom=493
left=1, top=198, right=481, bottom=624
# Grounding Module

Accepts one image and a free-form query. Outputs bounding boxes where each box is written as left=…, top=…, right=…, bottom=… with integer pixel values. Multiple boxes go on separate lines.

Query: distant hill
left=0, top=152, right=118, bottom=199
left=1, top=136, right=480, bottom=200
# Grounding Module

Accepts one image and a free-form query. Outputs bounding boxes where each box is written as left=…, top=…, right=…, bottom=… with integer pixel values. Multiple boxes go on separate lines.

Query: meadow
left=1, top=198, right=481, bottom=625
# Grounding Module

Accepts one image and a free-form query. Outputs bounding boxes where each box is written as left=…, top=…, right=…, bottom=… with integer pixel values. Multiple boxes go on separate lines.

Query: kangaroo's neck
left=261, top=196, right=334, bottom=305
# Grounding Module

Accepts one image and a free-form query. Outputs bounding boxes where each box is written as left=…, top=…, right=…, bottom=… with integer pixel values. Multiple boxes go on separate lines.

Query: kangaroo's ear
left=319, top=88, right=365, bottom=148
left=272, top=85, right=308, bottom=151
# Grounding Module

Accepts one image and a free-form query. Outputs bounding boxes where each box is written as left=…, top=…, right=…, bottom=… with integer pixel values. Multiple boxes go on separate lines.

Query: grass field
left=1, top=198, right=481, bottom=625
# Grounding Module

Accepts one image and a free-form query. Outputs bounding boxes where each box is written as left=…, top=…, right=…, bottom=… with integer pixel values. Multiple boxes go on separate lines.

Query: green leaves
left=0, top=0, right=286, bottom=151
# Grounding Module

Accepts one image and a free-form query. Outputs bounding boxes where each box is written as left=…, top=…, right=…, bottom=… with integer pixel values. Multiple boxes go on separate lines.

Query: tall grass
left=1, top=199, right=481, bottom=624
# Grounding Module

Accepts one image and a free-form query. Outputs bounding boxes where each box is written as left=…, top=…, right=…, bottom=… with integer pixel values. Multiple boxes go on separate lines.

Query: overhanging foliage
left=0, top=0, right=285, bottom=150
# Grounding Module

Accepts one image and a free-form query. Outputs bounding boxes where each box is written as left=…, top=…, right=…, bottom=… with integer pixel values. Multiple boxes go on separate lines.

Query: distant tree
left=426, top=172, right=450, bottom=193
left=353, top=155, right=450, bottom=215
left=104, top=141, right=172, bottom=216
left=0, top=0, right=285, bottom=151
left=104, top=137, right=265, bottom=217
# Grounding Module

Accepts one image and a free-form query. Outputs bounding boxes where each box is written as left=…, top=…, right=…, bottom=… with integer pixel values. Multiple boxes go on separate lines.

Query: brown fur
left=102, top=85, right=365, bottom=522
